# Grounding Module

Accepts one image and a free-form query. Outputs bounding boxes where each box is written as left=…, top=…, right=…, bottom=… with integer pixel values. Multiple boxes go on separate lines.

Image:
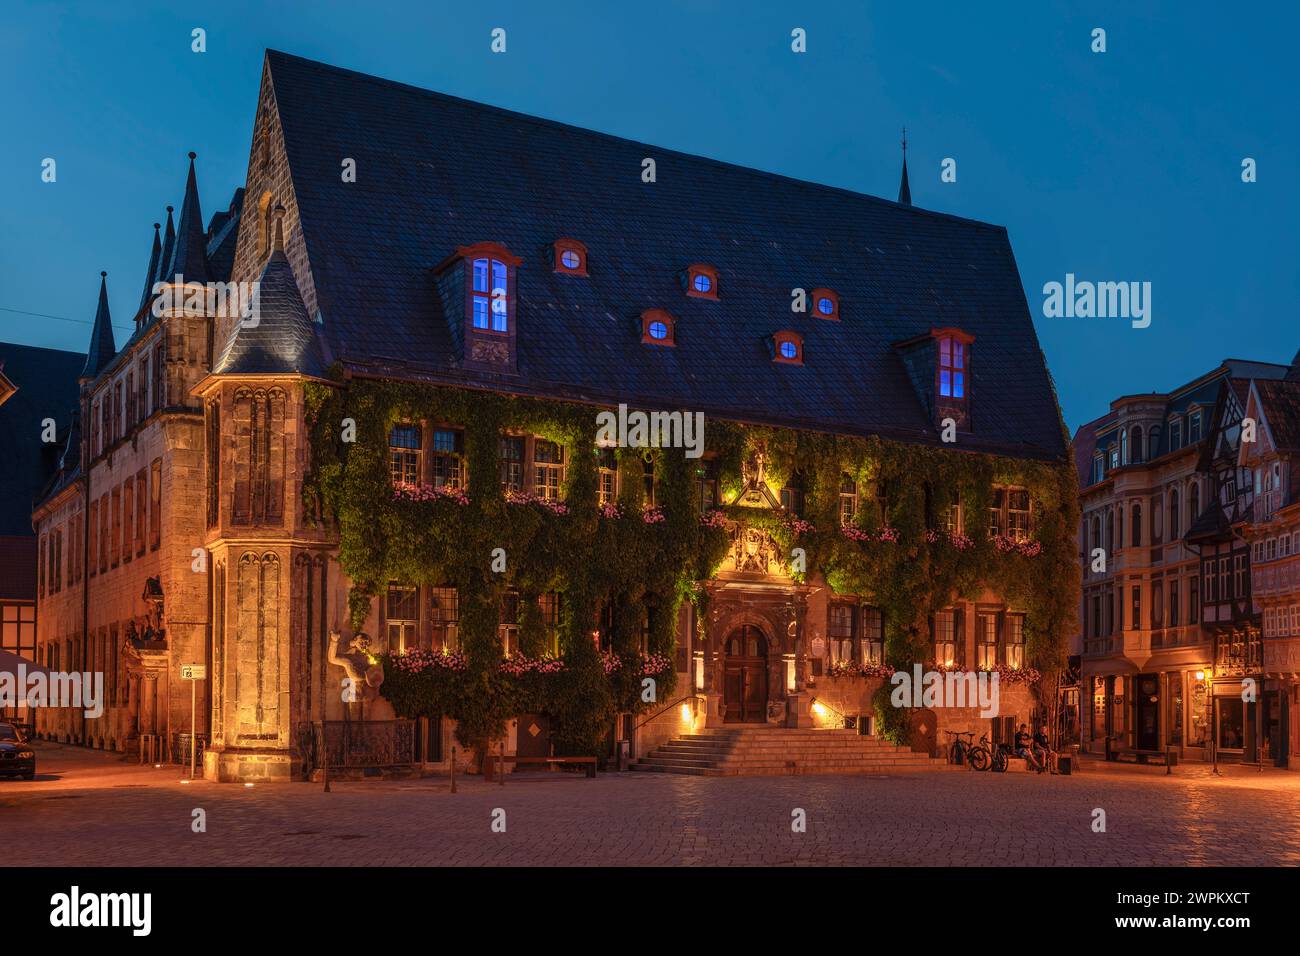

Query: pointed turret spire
left=154, top=206, right=176, bottom=286
left=138, top=221, right=162, bottom=316
left=165, top=151, right=211, bottom=284
left=80, top=272, right=116, bottom=381
left=897, top=127, right=912, bottom=206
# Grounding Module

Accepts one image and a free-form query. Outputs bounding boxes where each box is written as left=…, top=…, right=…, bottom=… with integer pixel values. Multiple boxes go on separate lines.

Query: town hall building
left=33, top=51, right=1077, bottom=781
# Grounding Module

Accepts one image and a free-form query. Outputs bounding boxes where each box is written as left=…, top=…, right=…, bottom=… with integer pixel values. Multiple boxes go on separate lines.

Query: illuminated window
left=862, top=607, right=883, bottom=664
left=932, top=610, right=957, bottom=666
left=596, top=448, right=618, bottom=505
left=773, top=331, right=803, bottom=365
left=839, top=476, right=858, bottom=525
left=938, top=335, right=965, bottom=399
left=430, top=586, right=459, bottom=652
left=554, top=239, right=588, bottom=275
left=499, top=591, right=520, bottom=656
left=976, top=613, right=998, bottom=670
left=685, top=264, right=719, bottom=300
left=538, top=592, right=563, bottom=655
left=829, top=604, right=855, bottom=662
left=641, top=309, right=676, bottom=346
left=430, top=428, right=463, bottom=489
left=811, top=288, right=839, bottom=320
left=534, top=439, right=566, bottom=500
left=389, top=423, right=422, bottom=486
left=385, top=583, right=420, bottom=654
left=989, top=486, right=1032, bottom=540
left=499, top=436, right=524, bottom=493
left=471, top=257, right=509, bottom=332
left=1005, top=614, right=1025, bottom=668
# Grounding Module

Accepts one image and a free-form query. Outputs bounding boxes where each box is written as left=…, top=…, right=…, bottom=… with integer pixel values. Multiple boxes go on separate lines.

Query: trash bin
left=1058, top=754, right=1072, bottom=775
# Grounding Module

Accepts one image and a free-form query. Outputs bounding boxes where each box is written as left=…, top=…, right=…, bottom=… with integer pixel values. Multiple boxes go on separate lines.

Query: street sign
left=181, top=664, right=206, bottom=680
left=180, top=664, right=206, bottom=780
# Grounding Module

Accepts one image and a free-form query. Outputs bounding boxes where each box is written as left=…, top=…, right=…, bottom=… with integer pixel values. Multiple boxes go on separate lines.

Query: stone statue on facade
left=327, top=630, right=385, bottom=704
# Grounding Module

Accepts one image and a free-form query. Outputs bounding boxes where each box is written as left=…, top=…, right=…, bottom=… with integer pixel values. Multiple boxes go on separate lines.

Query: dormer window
left=641, top=309, right=676, bottom=346
left=685, top=264, right=719, bottom=300
left=936, top=332, right=969, bottom=399
left=472, top=257, right=509, bottom=332
left=553, top=238, right=588, bottom=275
left=812, top=288, right=839, bottom=320
left=773, top=330, right=803, bottom=365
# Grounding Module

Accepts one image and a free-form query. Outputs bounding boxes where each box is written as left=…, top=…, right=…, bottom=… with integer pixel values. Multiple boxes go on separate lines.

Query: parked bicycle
left=944, top=730, right=975, bottom=766
left=946, top=731, right=1006, bottom=772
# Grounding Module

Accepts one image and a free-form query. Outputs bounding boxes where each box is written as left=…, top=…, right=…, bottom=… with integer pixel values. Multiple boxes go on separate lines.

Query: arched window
left=1091, top=517, right=1102, bottom=558
left=1131, top=502, right=1142, bottom=547
left=1120, top=428, right=1128, bottom=465
left=1131, top=426, right=1144, bottom=463
left=1106, top=510, right=1114, bottom=554
left=1169, top=489, right=1180, bottom=540
left=1189, top=481, right=1200, bottom=524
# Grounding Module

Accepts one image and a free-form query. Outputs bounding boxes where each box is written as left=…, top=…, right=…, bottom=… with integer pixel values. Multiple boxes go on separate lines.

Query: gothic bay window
left=596, top=448, right=618, bottom=505
left=1005, top=614, right=1025, bottom=668
left=499, top=591, right=520, bottom=656
left=695, top=459, right=719, bottom=512
left=472, top=256, right=510, bottom=332
left=976, top=613, right=998, bottom=670
left=231, top=388, right=286, bottom=526
left=430, top=428, right=464, bottom=488
left=499, top=436, right=524, bottom=493
left=385, top=583, right=419, bottom=653
left=389, top=423, right=422, bottom=487
left=839, top=476, right=858, bottom=526
left=429, top=586, right=459, bottom=652
left=533, top=439, right=566, bottom=500
left=932, top=610, right=958, bottom=666
left=153, top=343, right=165, bottom=410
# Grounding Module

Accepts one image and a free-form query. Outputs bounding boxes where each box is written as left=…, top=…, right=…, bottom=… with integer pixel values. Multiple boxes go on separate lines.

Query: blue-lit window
left=938, top=336, right=965, bottom=398
left=817, top=297, right=834, bottom=315
left=693, top=273, right=711, bottom=293
left=648, top=321, right=668, bottom=340
left=779, top=341, right=797, bottom=359
left=471, top=257, right=509, bottom=332
left=561, top=250, right=580, bottom=269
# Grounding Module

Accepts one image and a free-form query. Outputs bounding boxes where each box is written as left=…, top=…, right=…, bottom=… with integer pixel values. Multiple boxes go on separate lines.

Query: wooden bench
left=492, top=754, right=597, bottom=778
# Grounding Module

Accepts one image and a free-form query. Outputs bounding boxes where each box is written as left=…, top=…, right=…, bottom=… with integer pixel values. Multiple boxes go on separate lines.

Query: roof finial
left=897, top=126, right=912, bottom=206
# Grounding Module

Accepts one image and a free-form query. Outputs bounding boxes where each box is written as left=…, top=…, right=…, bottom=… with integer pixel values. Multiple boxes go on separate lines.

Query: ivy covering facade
left=304, top=374, right=1080, bottom=755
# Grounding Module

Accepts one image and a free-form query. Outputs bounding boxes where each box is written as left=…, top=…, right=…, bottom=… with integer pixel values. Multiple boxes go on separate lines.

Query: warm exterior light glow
left=681, top=703, right=692, bottom=722
left=811, top=700, right=826, bottom=717
left=1195, top=670, right=1206, bottom=681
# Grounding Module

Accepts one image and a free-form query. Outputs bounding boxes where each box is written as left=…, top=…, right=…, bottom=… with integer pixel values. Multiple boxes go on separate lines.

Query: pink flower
left=599, top=502, right=623, bottom=519
left=642, top=507, right=666, bottom=524
left=392, top=482, right=470, bottom=506
left=505, top=490, right=568, bottom=515
left=700, top=509, right=729, bottom=529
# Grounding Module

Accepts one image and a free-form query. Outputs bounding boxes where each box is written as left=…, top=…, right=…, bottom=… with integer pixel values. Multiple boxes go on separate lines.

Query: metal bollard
left=450, top=746, right=457, bottom=793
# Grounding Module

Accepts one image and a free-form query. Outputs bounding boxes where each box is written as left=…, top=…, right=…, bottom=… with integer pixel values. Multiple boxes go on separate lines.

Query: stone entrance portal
left=723, top=625, right=769, bottom=723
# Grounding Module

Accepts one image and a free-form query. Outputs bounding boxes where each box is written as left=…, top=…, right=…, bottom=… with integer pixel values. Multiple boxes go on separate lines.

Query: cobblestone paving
left=5, top=743, right=1299, bottom=866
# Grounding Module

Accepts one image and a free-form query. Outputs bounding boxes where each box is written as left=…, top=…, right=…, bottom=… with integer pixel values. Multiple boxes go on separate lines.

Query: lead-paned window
left=385, top=583, right=419, bottom=654
left=534, top=439, right=566, bottom=500
left=389, top=423, right=422, bottom=487
left=499, top=436, right=524, bottom=493
left=933, top=610, right=957, bottom=666
left=976, top=613, right=999, bottom=670
left=499, top=591, right=520, bottom=656
left=596, top=448, right=618, bottom=505
left=430, top=428, right=464, bottom=488
left=429, top=587, right=459, bottom=652
left=828, top=604, right=855, bottom=662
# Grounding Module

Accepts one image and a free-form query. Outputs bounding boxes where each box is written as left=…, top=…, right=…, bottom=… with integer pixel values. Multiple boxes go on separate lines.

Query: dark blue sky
left=2, top=1, right=1295, bottom=432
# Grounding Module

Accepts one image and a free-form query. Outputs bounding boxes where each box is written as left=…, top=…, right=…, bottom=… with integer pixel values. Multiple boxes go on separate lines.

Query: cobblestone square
left=5, top=743, right=1299, bottom=867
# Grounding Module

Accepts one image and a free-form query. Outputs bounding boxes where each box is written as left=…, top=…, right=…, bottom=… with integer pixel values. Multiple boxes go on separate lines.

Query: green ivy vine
left=303, top=375, right=1080, bottom=755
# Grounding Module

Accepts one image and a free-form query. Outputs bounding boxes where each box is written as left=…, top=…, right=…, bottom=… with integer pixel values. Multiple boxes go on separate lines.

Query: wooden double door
left=723, top=625, right=769, bottom=723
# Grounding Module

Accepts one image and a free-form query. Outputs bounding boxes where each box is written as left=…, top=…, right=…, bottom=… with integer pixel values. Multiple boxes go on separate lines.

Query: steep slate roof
left=214, top=220, right=325, bottom=377
left=165, top=153, right=212, bottom=285
left=0, top=342, right=84, bottom=535
left=265, top=51, right=1068, bottom=461
left=1072, top=410, right=1115, bottom=488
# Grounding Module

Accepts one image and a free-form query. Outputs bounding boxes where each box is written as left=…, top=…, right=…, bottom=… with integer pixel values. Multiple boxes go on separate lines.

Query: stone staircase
left=629, top=726, right=944, bottom=776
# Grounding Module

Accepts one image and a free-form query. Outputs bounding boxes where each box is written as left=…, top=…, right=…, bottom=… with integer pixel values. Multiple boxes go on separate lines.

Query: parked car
left=0, top=722, right=36, bottom=780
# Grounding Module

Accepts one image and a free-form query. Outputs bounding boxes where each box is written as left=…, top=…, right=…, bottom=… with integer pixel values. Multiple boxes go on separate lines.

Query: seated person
left=1033, top=726, right=1058, bottom=773
left=1014, top=723, right=1043, bottom=772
